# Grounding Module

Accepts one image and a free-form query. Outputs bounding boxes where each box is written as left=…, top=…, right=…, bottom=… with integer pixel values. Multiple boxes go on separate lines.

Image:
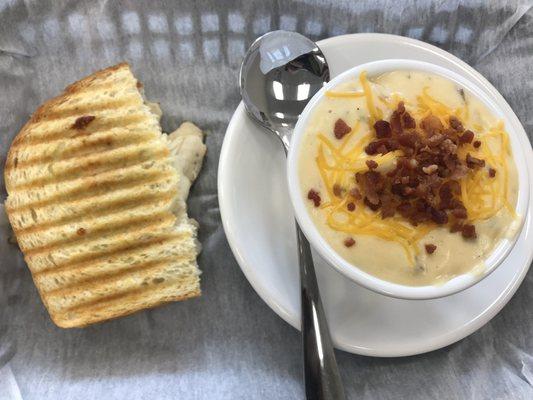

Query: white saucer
left=218, top=33, right=533, bottom=357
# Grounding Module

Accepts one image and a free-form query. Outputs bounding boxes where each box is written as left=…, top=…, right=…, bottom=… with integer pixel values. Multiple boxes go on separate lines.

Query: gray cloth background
left=1, top=0, right=532, bottom=399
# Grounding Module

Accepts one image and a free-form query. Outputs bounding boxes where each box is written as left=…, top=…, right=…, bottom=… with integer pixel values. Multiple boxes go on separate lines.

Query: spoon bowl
left=239, top=30, right=329, bottom=148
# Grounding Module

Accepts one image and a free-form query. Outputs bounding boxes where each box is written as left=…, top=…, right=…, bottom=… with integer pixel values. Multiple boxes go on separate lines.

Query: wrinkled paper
left=0, top=0, right=532, bottom=399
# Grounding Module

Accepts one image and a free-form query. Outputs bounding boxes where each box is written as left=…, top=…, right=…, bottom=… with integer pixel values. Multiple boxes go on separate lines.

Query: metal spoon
left=239, top=30, right=345, bottom=400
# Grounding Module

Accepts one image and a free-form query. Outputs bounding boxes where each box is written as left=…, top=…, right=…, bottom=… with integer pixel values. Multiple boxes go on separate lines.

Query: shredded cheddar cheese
left=360, top=71, right=383, bottom=124
left=460, top=121, right=515, bottom=220
left=314, top=73, right=516, bottom=265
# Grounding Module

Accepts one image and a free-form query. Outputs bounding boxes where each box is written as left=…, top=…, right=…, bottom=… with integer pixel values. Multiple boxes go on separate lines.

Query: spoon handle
left=297, top=225, right=346, bottom=400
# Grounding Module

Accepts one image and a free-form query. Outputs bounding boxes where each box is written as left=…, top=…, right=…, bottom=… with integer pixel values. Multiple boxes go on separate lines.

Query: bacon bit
left=438, top=181, right=458, bottom=208
left=365, top=138, right=398, bottom=155
left=333, top=184, right=343, bottom=197
left=366, top=159, right=378, bottom=170
left=427, top=133, right=445, bottom=147
left=374, top=120, right=392, bottom=138
left=344, top=237, right=356, bottom=247
left=364, top=141, right=379, bottom=155
left=466, top=153, right=485, bottom=169
left=451, top=207, right=468, bottom=219
left=380, top=197, right=397, bottom=218
left=488, top=168, right=497, bottom=178
left=334, top=118, right=351, bottom=139
left=440, top=138, right=457, bottom=155
left=473, top=140, right=481, bottom=148
left=458, top=130, right=474, bottom=144
left=72, top=115, right=95, bottom=130
left=13, top=157, right=18, bottom=168
left=376, top=144, right=388, bottom=154
left=136, top=80, right=143, bottom=89
left=425, top=244, right=437, bottom=254
left=402, top=186, right=415, bottom=196
left=347, top=202, right=356, bottom=211
left=364, top=197, right=381, bottom=211
left=461, top=224, right=477, bottom=239
left=390, top=111, right=402, bottom=134
left=77, top=227, right=86, bottom=236
left=397, top=101, right=406, bottom=114
left=307, top=189, right=321, bottom=207
left=431, top=208, right=448, bottom=225
left=402, top=112, right=416, bottom=129
left=398, top=132, right=418, bottom=148
left=346, top=104, right=485, bottom=241
left=449, top=116, right=464, bottom=132
left=357, top=170, right=384, bottom=203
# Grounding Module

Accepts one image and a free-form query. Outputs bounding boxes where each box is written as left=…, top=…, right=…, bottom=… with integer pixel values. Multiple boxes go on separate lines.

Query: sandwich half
left=4, top=63, right=206, bottom=328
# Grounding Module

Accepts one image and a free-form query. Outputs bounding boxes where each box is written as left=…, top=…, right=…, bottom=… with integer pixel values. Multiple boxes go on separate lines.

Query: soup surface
left=298, top=70, right=519, bottom=286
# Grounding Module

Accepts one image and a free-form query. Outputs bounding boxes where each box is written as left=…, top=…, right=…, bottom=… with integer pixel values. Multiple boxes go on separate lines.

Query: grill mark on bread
left=44, top=255, right=197, bottom=302
left=64, top=276, right=200, bottom=313
left=53, top=278, right=200, bottom=327
left=28, top=95, right=142, bottom=122
left=21, top=211, right=176, bottom=255
left=45, top=266, right=197, bottom=310
left=11, top=114, right=151, bottom=147
left=14, top=191, right=176, bottom=236
left=24, top=217, right=183, bottom=273
left=24, top=223, right=179, bottom=279
left=16, top=199, right=176, bottom=250
left=10, top=136, right=165, bottom=176
left=11, top=130, right=158, bottom=168
left=58, top=65, right=132, bottom=92
left=32, top=231, right=189, bottom=276
left=6, top=165, right=175, bottom=211
left=7, top=143, right=170, bottom=191
left=11, top=180, right=177, bottom=232
left=61, top=77, right=135, bottom=99
left=34, top=238, right=193, bottom=290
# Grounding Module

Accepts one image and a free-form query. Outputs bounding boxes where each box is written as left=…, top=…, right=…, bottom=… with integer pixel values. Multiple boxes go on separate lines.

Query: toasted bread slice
left=4, top=63, right=206, bottom=328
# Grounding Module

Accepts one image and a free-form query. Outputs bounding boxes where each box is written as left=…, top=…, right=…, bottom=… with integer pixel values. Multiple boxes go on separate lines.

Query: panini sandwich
left=4, top=63, right=206, bottom=328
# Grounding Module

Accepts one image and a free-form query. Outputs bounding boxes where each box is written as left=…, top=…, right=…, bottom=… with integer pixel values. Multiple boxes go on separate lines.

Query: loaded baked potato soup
left=299, top=70, right=519, bottom=286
